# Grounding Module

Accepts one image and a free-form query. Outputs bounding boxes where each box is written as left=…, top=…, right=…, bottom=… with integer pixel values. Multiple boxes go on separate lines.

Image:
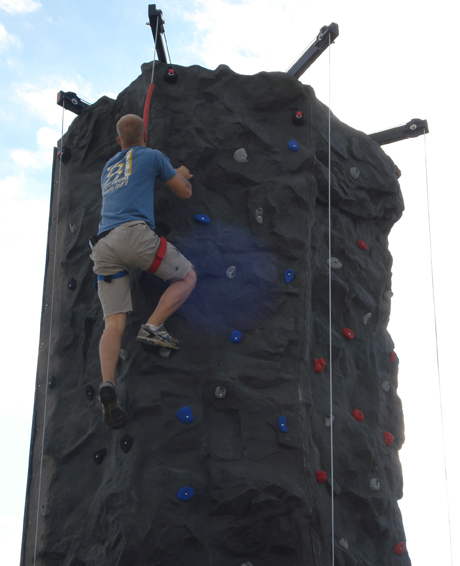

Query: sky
left=0, top=0, right=458, bottom=564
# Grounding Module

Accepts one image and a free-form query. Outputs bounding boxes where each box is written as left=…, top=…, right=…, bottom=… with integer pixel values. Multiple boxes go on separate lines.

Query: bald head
left=116, top=114, right=146, bottom=148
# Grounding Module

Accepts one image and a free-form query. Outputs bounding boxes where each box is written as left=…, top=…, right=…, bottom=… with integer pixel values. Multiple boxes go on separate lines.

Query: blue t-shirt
left=98, top=146, right=176, bottom=234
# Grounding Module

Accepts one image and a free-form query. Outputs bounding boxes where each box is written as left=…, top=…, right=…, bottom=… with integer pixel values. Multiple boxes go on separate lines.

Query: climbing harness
left=97, top=271, right=128, bottom=283
left=147, top=235, right=167, bottom=274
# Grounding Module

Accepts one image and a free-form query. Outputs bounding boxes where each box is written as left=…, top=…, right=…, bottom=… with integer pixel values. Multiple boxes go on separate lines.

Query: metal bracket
left=56, top=91, right=90, bottom=115
left=286, top=23, right=339, bottom=79
left=147, top=4, right=168, bottom=63
left=369, top=119, right=429, bottom=145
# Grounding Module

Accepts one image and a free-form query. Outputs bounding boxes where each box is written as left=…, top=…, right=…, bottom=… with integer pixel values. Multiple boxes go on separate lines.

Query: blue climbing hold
left=177, top=487, right=195, bottom=501
left=278, top=416, right=288, bottom=433
left=231, top=330, right=242, bottom=343
left=194, top=214, right=210, bottom=225
left=285, top=269, right=294, bottom=283
left=177, top=406, right=194, bottom=424
left=288, top=140, right=299, bottom=152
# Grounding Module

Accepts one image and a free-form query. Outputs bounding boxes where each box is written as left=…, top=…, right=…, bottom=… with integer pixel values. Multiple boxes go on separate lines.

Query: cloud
left=0, top=22, right=20, bottom=52
left=0, top=0, right=41, bottom=13
left=11, top=126, right=60, bottom=169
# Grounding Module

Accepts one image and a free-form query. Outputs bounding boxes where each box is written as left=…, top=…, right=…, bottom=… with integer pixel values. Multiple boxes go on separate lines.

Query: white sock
left=146, top=323, right=162, bottom=331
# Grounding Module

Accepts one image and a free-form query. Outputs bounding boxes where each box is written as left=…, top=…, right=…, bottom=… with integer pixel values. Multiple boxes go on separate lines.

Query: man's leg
left=99, top=312, right=127, bottom=384
left=147, top=269, right=196, bottom=327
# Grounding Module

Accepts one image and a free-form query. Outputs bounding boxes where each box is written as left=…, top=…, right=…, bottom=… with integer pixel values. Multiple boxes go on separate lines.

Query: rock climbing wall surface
left=22, top=62, right=409, bottom=566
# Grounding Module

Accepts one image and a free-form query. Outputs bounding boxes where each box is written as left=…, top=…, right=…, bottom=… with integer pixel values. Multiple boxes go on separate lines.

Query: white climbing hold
left=369, top=478, right=381, bottom=491
left=159, top=347, right=172, bottom=358
left=226, top=266, right=236, bottom=279
left=69, top=223, right=78, bottom=233
left=384, top=290, right=394, bottom=301
left=325, top=415, right=335, bottom=427
left=327, top=257, right=342, bottom=270
left=255, top=207, right=263, bottom=224
left=381, top=381, right=390, bottom=393
left=339, top=538, right=349, bottom=550
left=215, top=386, right=227, bottom=398
left=362, top=312, right=372, bottom=326
left=350, top=167, right=360, bottom=179
left=119, top=349, right=130, bottom=361
left=233, top=148, right=249, bottom=163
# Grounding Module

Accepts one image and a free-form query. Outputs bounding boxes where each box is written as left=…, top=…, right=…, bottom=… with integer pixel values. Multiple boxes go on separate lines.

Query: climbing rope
left=327, top=33, right=335, bottom=566
left=33, top=102, right=66, bottom=565
left=164, top=30, right=173, bottom=66
left=143, top=16, right=160, bottom=132
left=424, top=130, right=454, bottom=566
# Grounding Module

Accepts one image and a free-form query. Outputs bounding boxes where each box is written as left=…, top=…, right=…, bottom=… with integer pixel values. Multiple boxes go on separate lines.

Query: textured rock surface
left=22, top=62, right=409, bottom=566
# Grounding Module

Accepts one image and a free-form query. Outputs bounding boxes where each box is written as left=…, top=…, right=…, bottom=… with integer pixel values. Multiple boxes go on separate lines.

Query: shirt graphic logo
left=102, top=149, right=133, bottom=195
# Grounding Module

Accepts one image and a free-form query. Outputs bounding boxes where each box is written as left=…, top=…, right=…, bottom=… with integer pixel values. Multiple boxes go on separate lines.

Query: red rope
left=143, top=83, right=155, bottom=132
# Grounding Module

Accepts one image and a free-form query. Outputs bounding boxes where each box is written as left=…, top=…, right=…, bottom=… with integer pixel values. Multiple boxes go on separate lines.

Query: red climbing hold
left=316, top=471, right=327, bottom=484
left=393, top=542, right=406, bottom=555
left=296, top=111, right=302, bottom=118
left=357, top=239, right=368, bottom=250
left=352, top=409, right=364, bottom=423
left=168, top=68, right=175, bottom=75
left=342, top=327, right=354, bottom=339
left=314, top=358, right=327, bottom=373
left=390, top=351, right=396, bottom=363
left=383, top=431, right=395, bottom=446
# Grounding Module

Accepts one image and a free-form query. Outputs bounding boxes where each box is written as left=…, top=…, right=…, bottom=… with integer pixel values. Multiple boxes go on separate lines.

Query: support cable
left=327, top=34, right=335, bottom=566
left=424, top=131, right=454, bottom=566
left=33, top=102, right=65, bottom=565
left=164, top=30, right=172, bottom=65
left=144, top=16, right=160, bottom=133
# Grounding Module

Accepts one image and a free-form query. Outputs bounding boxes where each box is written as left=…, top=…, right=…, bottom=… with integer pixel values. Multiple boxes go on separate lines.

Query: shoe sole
left=136, top=336, right=180, bottom=349
left=99, top=385, right=128, bottom=429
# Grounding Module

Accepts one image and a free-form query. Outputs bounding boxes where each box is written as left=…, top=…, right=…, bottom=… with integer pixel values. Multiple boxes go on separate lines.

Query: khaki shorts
left=90, top=220, right=192, bottom=318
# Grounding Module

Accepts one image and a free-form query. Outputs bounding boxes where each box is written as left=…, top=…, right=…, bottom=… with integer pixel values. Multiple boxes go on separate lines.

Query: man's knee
left=104, top=312, right=127, bottom=335
left=184, top=268, right=197, bottom=291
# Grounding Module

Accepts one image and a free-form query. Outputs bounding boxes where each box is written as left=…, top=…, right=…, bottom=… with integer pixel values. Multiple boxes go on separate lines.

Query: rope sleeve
left=143, top=83, right=155, bottom=132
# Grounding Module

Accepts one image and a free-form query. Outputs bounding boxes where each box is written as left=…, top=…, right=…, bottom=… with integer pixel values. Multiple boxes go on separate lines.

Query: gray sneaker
left=136, top=324, right=181, bottom=349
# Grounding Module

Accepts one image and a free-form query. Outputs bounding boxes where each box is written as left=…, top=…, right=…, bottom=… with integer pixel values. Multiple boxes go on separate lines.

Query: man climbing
left=90, top=114, right=196, bottom=429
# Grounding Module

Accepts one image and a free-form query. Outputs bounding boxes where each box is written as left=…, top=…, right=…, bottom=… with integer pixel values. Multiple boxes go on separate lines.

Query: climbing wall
left=22, top=62, right=409, bottom=566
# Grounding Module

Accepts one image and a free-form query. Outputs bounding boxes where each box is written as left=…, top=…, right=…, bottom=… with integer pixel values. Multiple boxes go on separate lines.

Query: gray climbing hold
left=362, top=312, right=372, bottom=326
left=215, top=386, right=227, bottom=398
left=159, top=347, right=172, bottom=358
left=369, top=478, right=381, bottom=491
left=339, top=538, right=349, bottom=550
left=69, top=223, right=78, bottom=233
left=255, top=207, right=263, bottom=224
left=384, top=290, right=394, bottom=301
left=350, top=167, right=360, bottom=179
left=325, top=415, right=335, bottom=427
left=233, top=148, right=249, bottom=163
left=241, top=563, right=254, bottom=566
left=381, top=381, right=391, bottom=393
left=226, top=266, right=236, bottom=279
left=119, top=349, right=130, bottom=361
left=327, top=257, right=342, bottom=270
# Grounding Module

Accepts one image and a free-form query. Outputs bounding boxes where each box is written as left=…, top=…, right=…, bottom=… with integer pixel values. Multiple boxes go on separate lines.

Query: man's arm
left=165, top=166, right=193, bottom=199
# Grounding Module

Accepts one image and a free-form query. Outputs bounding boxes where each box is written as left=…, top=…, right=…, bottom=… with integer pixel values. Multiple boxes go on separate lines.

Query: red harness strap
left=147, top=236, right=167, bottom=274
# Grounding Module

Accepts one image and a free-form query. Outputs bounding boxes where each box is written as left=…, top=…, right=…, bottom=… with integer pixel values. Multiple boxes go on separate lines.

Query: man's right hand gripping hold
left=90, top=114, right=197, bottom=429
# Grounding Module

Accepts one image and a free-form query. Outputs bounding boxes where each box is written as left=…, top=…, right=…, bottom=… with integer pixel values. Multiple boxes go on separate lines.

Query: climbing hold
left=70, top=559, right=86, bottom=566
left=381, top=381, right=391, bottom=393
left=177, top=487, right=195, bottom=501
left=390, top=351, right=397, bottom=363
left=241, top=563, right=253, bottom=566
left=233, top=148, right=249, bottom=163
left=57, top=146, right=71, bottom=164
left=325, top=415, right=334, bottom=427
left=349, top=167, right=359, bottom=179
left=357, top=239, right=368, bottom=250
left=352, top=409, right=364, bottom=423
left=339, top=538, right=349, bottom=550
left=159, top=347, right=172, bottom=358
left=92, top=449, right=107, bottom=465
left=362, top=312, right=372, bottom=325
left=119, top=349, right=130, bottom=361
left=48, top=375, right=57, bottom=389
left=292, top=109, right=305, bottom=125
left=316, top=471, right=327, bottom=484
left=177, top=406, right=194, bottom=424
left=369, top=478, right=381, bottom=491
left=164, top=66, right=178, bottom=84
left=69, top=222, right=78, bottom=233
left=194, top=214, right=210, bottom=225
left=288, top=140, right=299, bottom=152
left=68, top=277, right=77, bottom=291
left=226, top=266, right=236, bottom=279
left=393, top=542, right=406, bottom=555
left=278, top=416, right=287, bottom=433
left=342, top=327, right=354, bottom=339
left=231, top=330, right=242, bottom=343
left=384, top=290, right=393, bottom=301
left=85, top=384, right=95, bottom=401
left=215, top=386, right=227, bottom=398
left=255, top=207, right=264, bottom=224
left=120, top=434, right=133, bottom=453
left=383, top=431, right=395, bottom=446
left=396, top=167, right=402, bottom=179
left=285, top=269, right=294, bottom=283
left=314, top=358, right=327, bottom=373
left=327, top=257, right=342, bottom=270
